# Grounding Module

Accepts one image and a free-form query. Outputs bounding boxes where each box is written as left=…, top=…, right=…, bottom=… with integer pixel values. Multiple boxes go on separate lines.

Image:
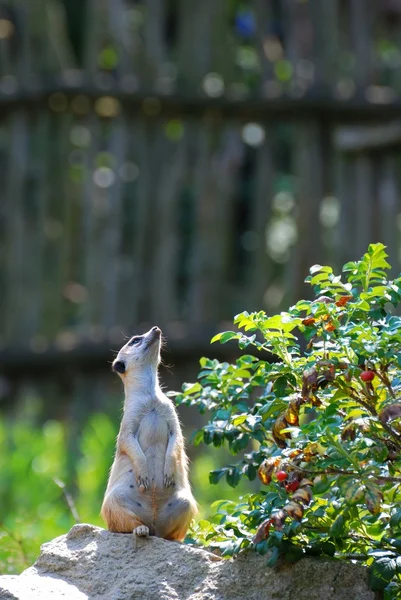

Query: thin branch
left=53, top=478, right=80, bottom=523
left=300, top=467, right=401, bottom=483
left=375, top=371, right=397, bottom=400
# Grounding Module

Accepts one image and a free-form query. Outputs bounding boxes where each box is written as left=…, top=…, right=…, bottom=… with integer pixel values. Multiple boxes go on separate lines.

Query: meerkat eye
left=128, top=337, right=141, bottom=347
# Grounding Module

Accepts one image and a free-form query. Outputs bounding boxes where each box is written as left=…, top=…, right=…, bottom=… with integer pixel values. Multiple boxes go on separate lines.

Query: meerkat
left=101, top=326, right=198, bottom=544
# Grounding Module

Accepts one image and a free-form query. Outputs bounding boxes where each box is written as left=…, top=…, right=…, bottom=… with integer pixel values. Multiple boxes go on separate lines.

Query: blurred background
left=2, top=0, right=401, bottom=573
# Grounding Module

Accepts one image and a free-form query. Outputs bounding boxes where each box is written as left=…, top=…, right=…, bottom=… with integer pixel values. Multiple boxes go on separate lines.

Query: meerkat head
left=112, top=326, right=161, bottom=379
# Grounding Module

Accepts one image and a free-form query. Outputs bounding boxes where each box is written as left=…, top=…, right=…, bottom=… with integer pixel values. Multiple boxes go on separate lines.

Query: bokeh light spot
left=320, top=196, right=340, bottom=228
left=266, top=216, right=297, bottom=263
left=93, top=167, right=115, bottom=188
left=70, top=125, right=91, bottom=148
left=95, top=96, right=120, bottom=117
left=272, top=192, right=295, bottom=214
left=203, top=73, right=224, bottom=97
left=0, top=19, right=14, bottom=39
left=263, top=36, right=283, bottom=62
left=99, top=46, right=119, bottom=70
left=63, top=282, right=87, bottom=304
left=274, top=60, right=293, bottom=82
left=242, top=123, right=265, bottom=147
left=165, top=119, right=184, bottom=141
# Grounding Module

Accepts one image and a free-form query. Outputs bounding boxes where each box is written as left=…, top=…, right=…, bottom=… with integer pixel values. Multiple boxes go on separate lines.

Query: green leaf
left=231, top=414, right=248, bottom=427
left=190, top=429, right=204, bottom=447
left=255, top=540, right=269, bottom=555
left=182, top=382, right=202, bottom=395
left=209, top=469, right=227, bottom=485
left=265, top=545, right=280, bottom=567
left=274, top=376, right=288, bottom=397
left=369, top=557, right=397, bottom=591
left=226, top=468, right=241, bottom=488
left=320, top=541, right=336, bottom=557
left=390, top=510, right=401, bottom=529
left=313, top=475, right=332, bottom=495
left=365, top=483, right=383, bottom=515
left=330, top=514, right=346, bottom=537
left=344, top=481, right=365, bottom=506
left=211, top=331, right=240, bottom=344
left=310, top=264, right=332, bottom=275
left=245, top=463, right=257, bottom=481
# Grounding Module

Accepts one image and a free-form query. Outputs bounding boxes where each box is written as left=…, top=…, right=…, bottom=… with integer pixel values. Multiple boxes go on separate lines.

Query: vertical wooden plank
left=81, top=114, right=102, bottom=334
left=115, top=117, right=141, bottom=330
left=282, top=0, right=303, bottom=65
left=144, top=0, right=166, bottom=83
left=44, top=0, right=76, bottom=73
left=83, top=0, right=107, bottom=80
left=58, top=110, right=84, bottom=339
left=377, top=154, right=399, bottom=271
left=290, top=121, right=325, bottom=300
left=310, top=0, right=339, bottom=87
left=353, top=153, right=376, bottom=256
left=349, top=0, right=374, bottom=88
left=254, top=0, right=275, bottom=91
left=335, top=152, right=357, bottom=266
left=108, top=0, right=135, bottom=82
left=41, top=109, right=74, bottom=341
left=133, top=118, right=158, bottom=324
left=189, top=117, right=242, bottom=326
left=4, top=111, right=29, bottom=342
left=21, top=110, right=48, bottom=340
left=176, top=0, right=213, bottom=90
left=150, top=123, right=187, bottom=324
left=0, top=120, right=7, bottom=343
left=101, top=116, right=127, bottom=329
left=11, top=0, right=34, bottom=86
left=247, top=126, right=274, bottom=310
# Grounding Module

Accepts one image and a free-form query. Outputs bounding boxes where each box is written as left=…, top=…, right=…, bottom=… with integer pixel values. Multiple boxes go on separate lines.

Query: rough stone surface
left=0, top=523, right=375, bottom=600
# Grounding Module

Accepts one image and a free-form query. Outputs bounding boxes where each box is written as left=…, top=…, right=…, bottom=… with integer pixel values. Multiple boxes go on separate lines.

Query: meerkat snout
left=113, top=360, right=126, bottom=374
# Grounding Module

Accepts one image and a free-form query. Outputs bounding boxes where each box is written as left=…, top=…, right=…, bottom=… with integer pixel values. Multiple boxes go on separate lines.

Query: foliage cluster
left=174, top=244, right=401, bottom=598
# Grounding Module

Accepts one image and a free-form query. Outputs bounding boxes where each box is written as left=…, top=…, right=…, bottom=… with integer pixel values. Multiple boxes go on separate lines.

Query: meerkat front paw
left=137, top=475, right=150, bottom=491
left=163, top=470, right=175, bottom=488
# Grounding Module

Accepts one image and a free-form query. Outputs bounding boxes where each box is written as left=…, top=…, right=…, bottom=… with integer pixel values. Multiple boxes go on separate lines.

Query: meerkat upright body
left=101, top=326, right=197, bottom=541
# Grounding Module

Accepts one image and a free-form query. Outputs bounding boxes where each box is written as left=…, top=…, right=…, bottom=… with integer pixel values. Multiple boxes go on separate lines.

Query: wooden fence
left=1, top=0, right=401, bottom=413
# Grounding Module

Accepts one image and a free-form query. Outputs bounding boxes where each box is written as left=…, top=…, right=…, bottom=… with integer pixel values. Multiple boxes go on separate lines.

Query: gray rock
left=0, top=523, right=376, bottom=600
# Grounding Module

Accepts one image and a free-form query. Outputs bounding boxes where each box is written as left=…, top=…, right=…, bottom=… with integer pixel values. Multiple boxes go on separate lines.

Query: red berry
left=360, top=370, right=375, bottom=382
left=285, top=481, right=300, bottom=493
left=276, top=470, right=287, bottom=482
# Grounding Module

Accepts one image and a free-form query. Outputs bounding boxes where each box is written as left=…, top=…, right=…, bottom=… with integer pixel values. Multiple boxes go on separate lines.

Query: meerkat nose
left=151, top=326, right=161, bottom=335
left=113, top=360, right=126, bottom=374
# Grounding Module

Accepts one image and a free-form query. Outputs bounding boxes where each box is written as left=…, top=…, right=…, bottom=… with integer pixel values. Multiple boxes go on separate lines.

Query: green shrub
left=175, top=244, right=401, bottom=598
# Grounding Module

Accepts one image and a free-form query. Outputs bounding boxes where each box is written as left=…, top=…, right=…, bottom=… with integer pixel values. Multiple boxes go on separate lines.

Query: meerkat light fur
left=101, top=326, right=197, bottom=542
